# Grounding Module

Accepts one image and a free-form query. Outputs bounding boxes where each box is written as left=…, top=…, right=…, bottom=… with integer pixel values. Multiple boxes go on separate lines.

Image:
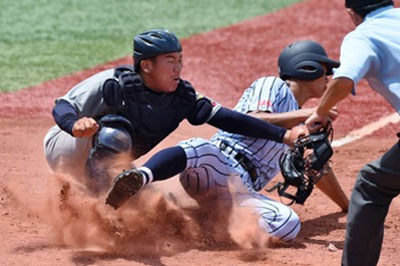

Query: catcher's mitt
left=267, top=124, right=333, bottom=205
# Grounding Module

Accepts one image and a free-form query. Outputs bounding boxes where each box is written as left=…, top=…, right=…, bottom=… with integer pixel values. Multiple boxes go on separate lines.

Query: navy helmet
left=278, top=40, right=340, bottom=81
left=133, top=29, right=182, bottom=72
left=345, top=0, right=391, bottom=8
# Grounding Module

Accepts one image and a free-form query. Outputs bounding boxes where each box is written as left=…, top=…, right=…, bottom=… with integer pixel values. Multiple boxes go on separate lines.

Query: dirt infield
left=1, top=0, right=400, bottom=265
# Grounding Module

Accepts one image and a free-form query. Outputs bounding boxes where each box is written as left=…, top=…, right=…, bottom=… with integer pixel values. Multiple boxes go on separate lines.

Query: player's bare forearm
left=248, top=109, right=314, bottom=129
left=315, top=166, right=349, bottom=212
left=317, top=77, right=354, bottom=116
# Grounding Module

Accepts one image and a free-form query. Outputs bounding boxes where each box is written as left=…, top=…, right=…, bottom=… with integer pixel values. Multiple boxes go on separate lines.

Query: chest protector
left=102, top=65, right=197, bottom=158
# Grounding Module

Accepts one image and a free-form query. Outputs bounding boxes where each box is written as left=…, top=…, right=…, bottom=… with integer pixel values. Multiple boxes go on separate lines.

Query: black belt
left=219, top=142, right=258, bottom=182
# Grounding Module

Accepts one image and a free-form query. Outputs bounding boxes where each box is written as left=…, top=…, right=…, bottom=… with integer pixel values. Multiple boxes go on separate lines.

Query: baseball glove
left=267, top=124, right=333, bottom=205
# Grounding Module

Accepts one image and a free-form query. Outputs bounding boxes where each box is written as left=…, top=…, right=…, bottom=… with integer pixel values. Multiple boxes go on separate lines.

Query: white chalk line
left=331, top=112, right=400, bottom=148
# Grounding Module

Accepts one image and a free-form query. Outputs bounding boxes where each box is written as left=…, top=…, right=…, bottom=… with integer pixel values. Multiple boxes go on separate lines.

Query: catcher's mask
left=266, top=125, right=333, bottom=205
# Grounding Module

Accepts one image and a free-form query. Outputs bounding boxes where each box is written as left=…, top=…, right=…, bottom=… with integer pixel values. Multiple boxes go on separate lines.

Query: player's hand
left=282, top=125, right=308, bottom=147
left=72, top=117, right=99, bottom=138
left=327, top=106, right=338, bottom=121
left=305, top=107, right=337, bottom=122
left=305, top=113, right=330, bottom=133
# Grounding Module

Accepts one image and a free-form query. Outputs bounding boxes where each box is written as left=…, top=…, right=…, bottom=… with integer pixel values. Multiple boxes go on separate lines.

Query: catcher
left=43, top=29, right=301, bottom=196
left=105, top=40, right=349, bottom=242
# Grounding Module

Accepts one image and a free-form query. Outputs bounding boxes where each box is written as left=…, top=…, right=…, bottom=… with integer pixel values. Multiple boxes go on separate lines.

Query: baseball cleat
left=105, top=168, right=144, bottom=209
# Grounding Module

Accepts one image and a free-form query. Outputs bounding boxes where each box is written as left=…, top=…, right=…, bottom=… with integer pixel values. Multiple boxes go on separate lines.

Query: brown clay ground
left=1, top=0, right=400, bottom=265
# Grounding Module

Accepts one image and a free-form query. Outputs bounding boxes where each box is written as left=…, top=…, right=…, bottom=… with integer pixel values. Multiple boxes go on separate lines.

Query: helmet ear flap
left=292, top=60, right=325, bottom=80
left=278, top=40, right=339, bottom=80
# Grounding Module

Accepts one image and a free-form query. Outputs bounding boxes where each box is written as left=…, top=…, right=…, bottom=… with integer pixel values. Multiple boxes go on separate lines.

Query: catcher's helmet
left=133, top=29, right=182, bottom=72
left=345, top=0, right=392, bottom=8
left=278, top=40, right=340, bottom=81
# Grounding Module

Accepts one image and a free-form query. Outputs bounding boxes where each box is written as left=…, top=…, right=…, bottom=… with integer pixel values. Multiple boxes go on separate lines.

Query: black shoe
left=105, top=168, right=144, bottom=209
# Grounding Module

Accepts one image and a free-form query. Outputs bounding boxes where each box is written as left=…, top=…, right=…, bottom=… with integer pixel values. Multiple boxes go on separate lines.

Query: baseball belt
left=218, top=141, right=258, bottom=182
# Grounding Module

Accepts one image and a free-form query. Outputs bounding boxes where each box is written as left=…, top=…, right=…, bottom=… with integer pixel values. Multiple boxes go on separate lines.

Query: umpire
left=306, top=1, right=400, bottom=265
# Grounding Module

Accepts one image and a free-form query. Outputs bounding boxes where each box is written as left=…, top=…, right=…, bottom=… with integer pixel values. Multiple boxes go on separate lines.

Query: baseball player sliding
left=105, top=40, right=349, bottom=242
left=43, top=29, right=303, bottom=218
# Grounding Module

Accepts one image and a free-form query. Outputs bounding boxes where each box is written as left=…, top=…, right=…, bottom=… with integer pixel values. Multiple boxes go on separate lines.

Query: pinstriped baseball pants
left=178, top=137, right=300, bottom=241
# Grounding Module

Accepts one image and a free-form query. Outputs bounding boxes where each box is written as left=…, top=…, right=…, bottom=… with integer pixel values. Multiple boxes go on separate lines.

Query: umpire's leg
left=342, top=141, right=400, bottom=266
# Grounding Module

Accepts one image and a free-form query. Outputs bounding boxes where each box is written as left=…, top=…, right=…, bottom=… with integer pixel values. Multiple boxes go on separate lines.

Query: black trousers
left=342, top=140, right=400, bottom=266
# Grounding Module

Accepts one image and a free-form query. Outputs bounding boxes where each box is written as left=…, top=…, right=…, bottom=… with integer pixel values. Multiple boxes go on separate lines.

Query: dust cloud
left=28, top=157, right=271, bottom=256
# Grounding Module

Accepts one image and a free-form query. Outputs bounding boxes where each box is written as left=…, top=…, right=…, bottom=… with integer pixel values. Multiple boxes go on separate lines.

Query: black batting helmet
left=133, top=29, right=182, bottom=72
left=278, top=40, right=340, bottom=81
left=345, top=0, right=392, bottom=8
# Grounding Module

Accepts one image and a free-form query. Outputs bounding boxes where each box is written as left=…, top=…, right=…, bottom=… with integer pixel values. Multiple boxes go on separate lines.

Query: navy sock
left=143, top=146, right=187, bottom=181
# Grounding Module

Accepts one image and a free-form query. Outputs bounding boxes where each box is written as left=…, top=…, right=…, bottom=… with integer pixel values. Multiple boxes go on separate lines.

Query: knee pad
left=92, top=114, right=134, bottom=154
left=94, top=125, right=132, bottom=153
left=86, top=116, right=134, bottom=192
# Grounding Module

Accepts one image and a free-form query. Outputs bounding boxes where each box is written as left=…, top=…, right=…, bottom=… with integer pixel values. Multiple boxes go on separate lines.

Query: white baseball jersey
left=178, top=76, right=301, bottom=241
left=211, top=76, right=299, bottom=191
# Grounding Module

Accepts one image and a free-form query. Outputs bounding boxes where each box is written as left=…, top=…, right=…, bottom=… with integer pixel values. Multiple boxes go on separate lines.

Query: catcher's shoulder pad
left=102, top=78, right=122, bottom=107
left=114, top=64, right=134, bottom=76
left=187, top=97, right=213, bottom=125
left=176, top=79, right=196, bottom=103
left=102, top=66, right=144, bottom=108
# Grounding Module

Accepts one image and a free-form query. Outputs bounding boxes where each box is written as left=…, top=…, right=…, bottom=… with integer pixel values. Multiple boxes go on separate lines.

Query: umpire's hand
left=283, top=125, right=308, bottom=147
left=72, top=117, right=99, bottom=137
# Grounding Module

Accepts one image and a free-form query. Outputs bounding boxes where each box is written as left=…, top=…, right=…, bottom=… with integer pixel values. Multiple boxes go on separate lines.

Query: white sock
left=138, top=166, right=154, bottom=187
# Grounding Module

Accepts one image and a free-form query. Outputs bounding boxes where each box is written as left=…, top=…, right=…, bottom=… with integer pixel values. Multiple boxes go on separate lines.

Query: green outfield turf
left=0, top=0, right=303, bottom=92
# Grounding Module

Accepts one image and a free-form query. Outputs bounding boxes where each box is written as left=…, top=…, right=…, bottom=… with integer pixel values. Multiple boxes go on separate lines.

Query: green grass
left=0, top=0, right=302, bottom=92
